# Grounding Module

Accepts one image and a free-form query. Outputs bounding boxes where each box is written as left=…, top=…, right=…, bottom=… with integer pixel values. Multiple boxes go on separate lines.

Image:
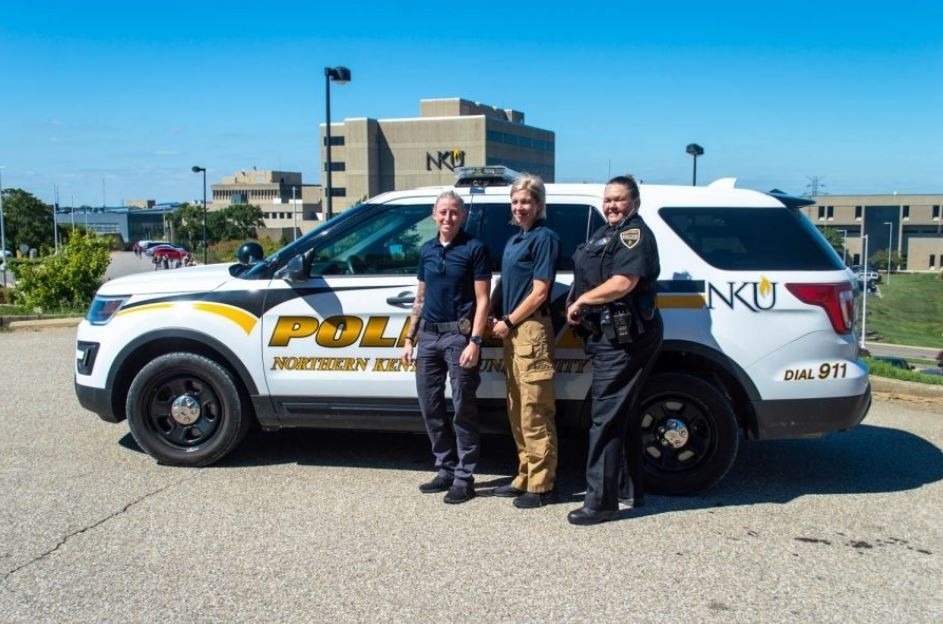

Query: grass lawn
left=863, top=272, right=943, bottom=349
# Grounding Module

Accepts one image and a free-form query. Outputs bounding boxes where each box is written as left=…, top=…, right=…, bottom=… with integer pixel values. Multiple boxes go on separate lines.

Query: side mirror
left=286, top=254, right=307, bottom=282
left=236, top=242, right=264, bottom=265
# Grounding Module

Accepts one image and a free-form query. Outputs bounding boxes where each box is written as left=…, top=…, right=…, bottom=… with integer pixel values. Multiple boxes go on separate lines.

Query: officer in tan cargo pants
left=490, top=174, right=561, bottom=509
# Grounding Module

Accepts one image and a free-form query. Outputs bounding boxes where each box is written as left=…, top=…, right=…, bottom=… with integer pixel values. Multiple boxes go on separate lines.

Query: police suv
left=75, top=167, right=870, bottom=495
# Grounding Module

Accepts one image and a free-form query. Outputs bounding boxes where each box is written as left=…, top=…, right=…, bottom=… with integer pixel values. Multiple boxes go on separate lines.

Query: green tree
left=869, top=249, right=905, bottom=272
left=819, top=227, right=847, bottom=263
left=223, top=203, right=265, bottom=239
left=11, top=231, right=111, bottom=310
left=167, top=203, right=206, bottom=252
left=1, top=187, right=54, bottom=253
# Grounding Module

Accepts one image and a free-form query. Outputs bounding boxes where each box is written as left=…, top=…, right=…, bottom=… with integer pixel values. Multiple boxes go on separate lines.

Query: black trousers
left=581, top=314, right=662, bottom=511
left=415, top=327, right=481, bottom=486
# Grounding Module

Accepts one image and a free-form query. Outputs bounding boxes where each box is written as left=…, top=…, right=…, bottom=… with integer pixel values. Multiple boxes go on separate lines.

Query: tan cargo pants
left=503, top=311, right=558, bottom=493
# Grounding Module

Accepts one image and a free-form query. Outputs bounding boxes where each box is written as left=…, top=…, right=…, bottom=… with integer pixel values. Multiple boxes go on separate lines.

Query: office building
left=320, top=98, right=555, bottom=212
left=804, top=194, right=943, bottom=271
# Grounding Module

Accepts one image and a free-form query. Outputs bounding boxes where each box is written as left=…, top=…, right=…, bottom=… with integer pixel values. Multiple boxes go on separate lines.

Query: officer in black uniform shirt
left=565, top=174, right=663, bottom=526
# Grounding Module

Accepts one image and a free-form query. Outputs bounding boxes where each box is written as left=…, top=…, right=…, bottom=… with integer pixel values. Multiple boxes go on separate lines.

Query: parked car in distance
left=850, top=264, right=880, bottom=284
left=872, top=356, right=914, bottom=370
left=140, top=241, right=172, bottom=256
left=151, top=245, right=189, bottom=262
left=918, top=367, right=942, bottom=376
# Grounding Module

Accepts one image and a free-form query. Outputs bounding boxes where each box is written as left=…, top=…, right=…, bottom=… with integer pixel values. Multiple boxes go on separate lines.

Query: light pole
left=324, top=66, right=351, bottom=221
left=292, top=185, right=298, bottom=240
left=685, top=143, right=704, bottom=186
left=883, top=221, right=893, bottom=285
left=0, top=167, right=7, bottom=287
left=191, top=166, right=207, bottom=264
left=860, top=234, right=869, bottom=350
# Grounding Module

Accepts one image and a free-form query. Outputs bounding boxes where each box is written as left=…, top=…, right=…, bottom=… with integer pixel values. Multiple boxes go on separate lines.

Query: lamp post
left=860, top=234, right=869, bottom=350
left=292, top=185, right=298, bottom=241
left=685, top=143, right=704, bottom=186
left=324, top=66, right=351, bottom=221
left=0, top=167, right=7, bottom=287
left=883, top=221, right=893, bottom=285
left=191, top=166, right=207, bottom=264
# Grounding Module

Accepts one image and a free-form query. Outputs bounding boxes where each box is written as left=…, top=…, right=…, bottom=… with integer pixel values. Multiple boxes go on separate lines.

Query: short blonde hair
left=509, top=174, right=547, bottom=220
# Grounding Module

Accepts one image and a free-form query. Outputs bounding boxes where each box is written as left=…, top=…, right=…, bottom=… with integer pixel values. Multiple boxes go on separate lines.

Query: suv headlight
left=86, top=296, right=129, bottom=325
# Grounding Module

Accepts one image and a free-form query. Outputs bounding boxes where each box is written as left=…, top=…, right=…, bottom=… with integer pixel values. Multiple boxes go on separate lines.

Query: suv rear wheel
left=638, top=373, right=739, bottom=495
left=126, top=353, right=251, bottom=466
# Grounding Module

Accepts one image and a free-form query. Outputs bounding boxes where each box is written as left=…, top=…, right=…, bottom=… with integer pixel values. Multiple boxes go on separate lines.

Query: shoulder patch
left=620, top=228, right=641, bottom=249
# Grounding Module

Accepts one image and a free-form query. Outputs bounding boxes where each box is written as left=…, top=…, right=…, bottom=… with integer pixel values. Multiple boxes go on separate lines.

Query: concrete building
left=54, top=205, right=177, bottom=248
left=803, top=194, right=943, bottom=271
left=209, top=169, right=323, bottom=239
left=320, top=98, right=555, bottom=213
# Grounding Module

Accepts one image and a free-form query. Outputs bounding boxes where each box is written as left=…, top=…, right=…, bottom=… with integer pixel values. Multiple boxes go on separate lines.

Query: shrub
left=11, top=232, right=111, bottom=310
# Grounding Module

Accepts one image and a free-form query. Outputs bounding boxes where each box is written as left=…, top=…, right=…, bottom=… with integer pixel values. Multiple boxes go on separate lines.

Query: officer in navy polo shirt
left=401, top=190, right=492, bottom=504
left=490, top=174, right=561, bottom=509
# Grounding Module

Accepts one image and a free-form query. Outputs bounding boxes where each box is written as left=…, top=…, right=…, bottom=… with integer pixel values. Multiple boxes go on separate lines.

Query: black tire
left=637, top=373, right=739, bottom=495
left=126, top=353, right=251, bottom=466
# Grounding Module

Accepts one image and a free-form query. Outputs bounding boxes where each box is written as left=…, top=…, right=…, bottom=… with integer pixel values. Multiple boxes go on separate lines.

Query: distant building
left=209, top=169, right=322, bottom=239
left=54, top=205, right=176, bottom=247
left=320, top=97, right=556, bottom=213
left=804, top=194, right=943, bottom=271
left=126, top=199, right=156, bottom=209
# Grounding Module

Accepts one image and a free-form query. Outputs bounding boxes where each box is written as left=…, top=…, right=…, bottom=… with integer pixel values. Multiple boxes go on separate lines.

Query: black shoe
left=493, top=484, right=526, bottom=498
left=444, top=484, right=476, bottom=504
left=512, top=489, right=558, bottom=509
left=567, top=507, right=617, bottom=526
left=419, top=475, right=452, bottom=494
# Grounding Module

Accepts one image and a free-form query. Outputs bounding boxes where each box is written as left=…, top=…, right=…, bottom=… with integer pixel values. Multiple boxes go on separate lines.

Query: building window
left=855, top=205, right=862, bottom=219
left=902, top=205, right=910, bottom=220
left=329, top=187, right=346, bottom=197
left=324, top=161, right=346, bottom=172
left=826, top=205, right=834, bottom=219
left=933, top=205, right=940, bottom=220
left=931, top=254, right=937, bottom=269
left=323, top=136, right=345, bottom=146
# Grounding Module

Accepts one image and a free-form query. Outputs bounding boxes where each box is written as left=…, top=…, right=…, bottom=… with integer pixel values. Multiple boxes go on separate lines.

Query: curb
left=4, top=317, right=83, bottom=331
left=870, top=375, right=943, bottom=400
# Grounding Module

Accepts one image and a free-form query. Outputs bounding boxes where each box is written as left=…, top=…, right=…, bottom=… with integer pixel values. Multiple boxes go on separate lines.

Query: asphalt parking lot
left=1, top=327, right=941, bottom=623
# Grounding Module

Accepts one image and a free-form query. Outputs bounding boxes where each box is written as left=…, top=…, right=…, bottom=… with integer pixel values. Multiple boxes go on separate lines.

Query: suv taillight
left=785, top=282, right=855, bottom=334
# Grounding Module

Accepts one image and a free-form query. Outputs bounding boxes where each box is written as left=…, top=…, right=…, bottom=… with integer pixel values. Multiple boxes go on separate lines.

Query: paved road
left=1, top=328, right=941, bottom=623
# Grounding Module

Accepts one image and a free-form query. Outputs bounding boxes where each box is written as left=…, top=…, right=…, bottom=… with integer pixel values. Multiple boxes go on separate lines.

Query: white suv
left=75, top=168, right=870, bottom=495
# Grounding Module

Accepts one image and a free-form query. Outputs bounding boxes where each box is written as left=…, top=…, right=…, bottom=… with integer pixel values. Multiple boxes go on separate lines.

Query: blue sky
left=1, top=1, right=941, bottom=206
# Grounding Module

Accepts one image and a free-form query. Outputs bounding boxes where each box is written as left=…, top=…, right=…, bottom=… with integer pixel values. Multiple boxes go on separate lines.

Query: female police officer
left=565, top=175, right=663, bottom=525
left=490, top=174, right=561, bottom=509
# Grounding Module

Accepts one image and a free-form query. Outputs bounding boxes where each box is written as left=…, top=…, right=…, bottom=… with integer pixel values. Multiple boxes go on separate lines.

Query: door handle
left=386, top=291, right=415, bottom=308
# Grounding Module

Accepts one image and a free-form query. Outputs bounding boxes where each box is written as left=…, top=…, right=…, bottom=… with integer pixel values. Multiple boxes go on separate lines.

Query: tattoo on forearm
left=407, top=292, right=424, bottom=340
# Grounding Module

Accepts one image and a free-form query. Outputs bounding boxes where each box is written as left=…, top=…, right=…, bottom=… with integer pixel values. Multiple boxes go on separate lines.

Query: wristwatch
left=469, top=335, right=483, bottom=346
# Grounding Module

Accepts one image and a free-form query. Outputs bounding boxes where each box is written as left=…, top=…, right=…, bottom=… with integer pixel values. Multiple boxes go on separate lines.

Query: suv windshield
left=660, top=206, right=844, bottom=271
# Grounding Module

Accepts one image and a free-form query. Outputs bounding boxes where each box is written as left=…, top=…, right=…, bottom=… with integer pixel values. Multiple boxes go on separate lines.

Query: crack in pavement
left=1, top=476, right=193, bottom=585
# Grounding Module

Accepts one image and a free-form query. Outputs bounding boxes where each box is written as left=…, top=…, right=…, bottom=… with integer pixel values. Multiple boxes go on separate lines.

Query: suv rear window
left=659, top=207, right=844, bottom=271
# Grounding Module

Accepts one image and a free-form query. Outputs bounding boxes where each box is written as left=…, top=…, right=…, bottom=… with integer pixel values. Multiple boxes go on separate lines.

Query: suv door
left=260, top=201, right=438, bottom=413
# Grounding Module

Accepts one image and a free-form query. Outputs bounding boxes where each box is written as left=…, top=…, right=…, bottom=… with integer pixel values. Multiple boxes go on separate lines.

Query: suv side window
left=474, top=203, right=598, bottom=272
left=660, top=207, right=845, bottom=270
left=308, top=204, right=436, bottom=276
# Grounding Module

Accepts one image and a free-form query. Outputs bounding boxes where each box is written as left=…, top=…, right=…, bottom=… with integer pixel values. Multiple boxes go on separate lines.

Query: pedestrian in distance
left=565, top=174, right=663, bottom=525
left=490, top=174, right=561, bottom=509
left=401, top=190, right=492, bottom=504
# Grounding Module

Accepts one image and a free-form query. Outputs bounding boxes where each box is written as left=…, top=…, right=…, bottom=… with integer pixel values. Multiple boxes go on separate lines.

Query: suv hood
left=96, top=264, right=241, bottom=297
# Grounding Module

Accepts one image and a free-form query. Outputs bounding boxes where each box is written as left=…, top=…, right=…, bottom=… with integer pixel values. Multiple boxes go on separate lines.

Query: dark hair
left=607, top=174, right=639, bottom=200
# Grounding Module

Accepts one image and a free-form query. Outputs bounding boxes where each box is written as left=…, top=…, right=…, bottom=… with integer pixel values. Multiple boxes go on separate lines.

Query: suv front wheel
left=126, top=353, right=251, bottom=466
left=637, top=373, right=739, bottom=495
